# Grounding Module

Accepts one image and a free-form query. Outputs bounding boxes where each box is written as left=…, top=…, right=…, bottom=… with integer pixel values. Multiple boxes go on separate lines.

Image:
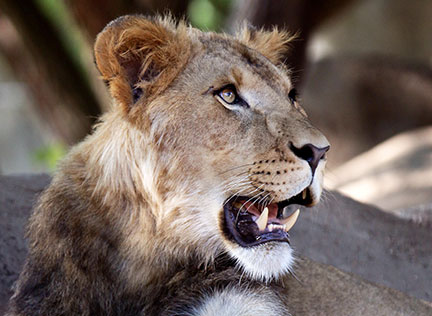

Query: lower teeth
left=268, top=224, right=285, bottom=232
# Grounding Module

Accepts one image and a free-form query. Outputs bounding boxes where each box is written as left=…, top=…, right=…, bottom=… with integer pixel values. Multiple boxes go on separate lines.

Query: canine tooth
left=256, top=207, right=268, bottom=231
left=302, top=189, right=307, bottom=200
left=280, top=209, right=300, bottom=232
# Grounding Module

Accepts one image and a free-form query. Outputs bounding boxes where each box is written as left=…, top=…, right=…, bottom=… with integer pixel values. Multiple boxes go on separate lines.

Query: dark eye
left=288, top=88, right=297, bottom=104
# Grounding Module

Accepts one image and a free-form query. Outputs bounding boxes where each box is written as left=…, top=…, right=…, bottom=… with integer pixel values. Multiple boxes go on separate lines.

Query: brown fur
left=94, top=15, right=191, bottom=113
left=235, top=22, right=296, bottom=65
left=7, top=15, right=330, bottom=315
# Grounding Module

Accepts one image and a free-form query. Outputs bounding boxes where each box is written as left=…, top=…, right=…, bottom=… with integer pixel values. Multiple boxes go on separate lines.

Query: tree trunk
left=227, top=0, right=357, bottom=86
left=66, top=0, right=190, bottom=41
left=0, top=0, right=102, bottom=143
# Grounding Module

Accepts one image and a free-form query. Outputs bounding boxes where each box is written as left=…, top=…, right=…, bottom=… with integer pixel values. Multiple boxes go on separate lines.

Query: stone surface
left=302, top=57, right=432, bottom=169
left=286, top=256, right=432, bottom=315
left=327, top=126, right=432, bottom=213
left=0, top=174, right=431, bottom=314
left=0, top=174, right=51, bottom=315
left=291, top=190, right=432, bottom=302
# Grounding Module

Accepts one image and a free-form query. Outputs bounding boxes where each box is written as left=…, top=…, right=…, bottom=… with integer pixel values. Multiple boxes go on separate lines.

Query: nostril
left=290, top=143, right=313, bottom=162
left=289, top=142, right=330, bottom=174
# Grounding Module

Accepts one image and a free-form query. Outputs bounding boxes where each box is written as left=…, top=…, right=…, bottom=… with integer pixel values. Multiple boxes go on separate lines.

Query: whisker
left=222, top=172, right=251, bottom=186
left=222, top=184, right=252, bottom=206
left=220, top=158, right=284, bottom=214
left=236, top=190, right=265, bottom=223
left=222, top=188, right=250, bottom=205
left=218, top=163, right=255, bottom=176
left=237, top=183, right=266, bottom=214
left=231, top=170, right=250, bottom=178
left=258, top=192, right=272, bottom=206
left=223, top=179, right=250, bottom=192
left=222, top=179, right=251, bottom=196
left=220, top=178, right=250, bottom=195
left=265, top=196, right=275, bottom=208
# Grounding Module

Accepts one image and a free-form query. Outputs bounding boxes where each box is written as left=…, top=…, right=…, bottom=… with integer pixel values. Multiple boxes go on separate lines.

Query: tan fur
left=235, top=22, right=297, bottom=65
left=8, top=15, right=330, bottom=315
left=94, top=15, right=191, bottom=112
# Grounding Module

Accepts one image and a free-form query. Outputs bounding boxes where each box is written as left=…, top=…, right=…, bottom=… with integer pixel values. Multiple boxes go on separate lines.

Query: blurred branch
left=66, top=0, right=190, bottom=41
left=0, top=0, right=192, bottom=143
left=0, top=17, right=69, bottom=142
left=65, top=0, right=136, bottom=41
left=0, top=0, right=102, bottom=143
left=302, top=55, right=432, bottom=167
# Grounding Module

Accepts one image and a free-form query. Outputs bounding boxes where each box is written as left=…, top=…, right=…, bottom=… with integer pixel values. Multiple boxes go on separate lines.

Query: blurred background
left=0, top=0, right=431, bottom=216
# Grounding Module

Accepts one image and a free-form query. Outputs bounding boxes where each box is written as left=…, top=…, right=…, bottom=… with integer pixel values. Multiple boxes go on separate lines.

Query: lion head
left=91, top=15, right=329, bottom=283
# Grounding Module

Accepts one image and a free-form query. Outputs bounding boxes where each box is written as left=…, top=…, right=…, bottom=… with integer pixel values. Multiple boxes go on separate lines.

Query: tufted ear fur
left=236, top=23, right=296, bottom=65
left=94, top=15, right=190, bottom=111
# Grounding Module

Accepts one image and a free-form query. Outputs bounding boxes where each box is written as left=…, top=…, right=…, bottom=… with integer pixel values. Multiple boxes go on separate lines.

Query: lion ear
left=236, top=23, right=296, bottom=65
left=94, top=15, right=190, bottom=111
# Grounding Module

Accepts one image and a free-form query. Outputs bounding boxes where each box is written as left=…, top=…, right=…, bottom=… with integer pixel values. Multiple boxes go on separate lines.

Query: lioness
left=7, top=16, right=330, bottom=315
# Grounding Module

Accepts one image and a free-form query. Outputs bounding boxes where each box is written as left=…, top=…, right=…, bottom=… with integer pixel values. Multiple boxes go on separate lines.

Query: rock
left=0, top=174, right=51, bottom=314
left=286, top=256, right=432, bottom=315
left=302, top=57, right=432, bottom=168
left=291, top=190, right=432, bottom=302
left=0, top=174, right=431, bottom=314
left=327, top=126, right=432, bottom=214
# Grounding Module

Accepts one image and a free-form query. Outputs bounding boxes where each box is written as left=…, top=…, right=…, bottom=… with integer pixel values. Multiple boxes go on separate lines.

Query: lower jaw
left=222, top=203, right=289, bottom=247
left=222, top=194, right=307, bottom=248
left=227, top=241, right=295, bottom=281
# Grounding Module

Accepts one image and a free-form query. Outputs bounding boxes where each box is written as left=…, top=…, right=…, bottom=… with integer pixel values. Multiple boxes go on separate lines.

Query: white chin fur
left=228, top=242, right=294, bottom=282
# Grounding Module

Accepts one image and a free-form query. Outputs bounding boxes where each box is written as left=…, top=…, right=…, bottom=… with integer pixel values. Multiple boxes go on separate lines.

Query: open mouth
left=223, top=187, right=312, bottom=247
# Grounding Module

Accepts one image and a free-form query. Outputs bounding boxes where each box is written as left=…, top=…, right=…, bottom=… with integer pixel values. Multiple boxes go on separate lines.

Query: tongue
left=243, top=201, right=278, bottom=218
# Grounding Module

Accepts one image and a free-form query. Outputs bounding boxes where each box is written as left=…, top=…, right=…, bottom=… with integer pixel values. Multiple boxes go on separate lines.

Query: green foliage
left=33, top=143, right=67, bottom=172
left=36, top=0, right=82, bottom=56
left=188, top=0, right=232, bottom=31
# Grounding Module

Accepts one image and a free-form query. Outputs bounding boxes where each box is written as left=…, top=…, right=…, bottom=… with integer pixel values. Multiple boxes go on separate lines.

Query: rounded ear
left=94, top=15, right=190, bottom=111
left=236, top=23, right=296, bottom=65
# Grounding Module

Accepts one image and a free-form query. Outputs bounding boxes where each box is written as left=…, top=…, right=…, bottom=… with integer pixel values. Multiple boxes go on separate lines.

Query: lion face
left=94, top=16, right=329, bottom=281
left=156, top=37, right=329, bottom=280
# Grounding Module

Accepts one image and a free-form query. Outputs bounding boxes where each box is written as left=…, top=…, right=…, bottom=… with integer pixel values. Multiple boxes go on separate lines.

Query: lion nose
left=289, top=142, right=330, bottom=175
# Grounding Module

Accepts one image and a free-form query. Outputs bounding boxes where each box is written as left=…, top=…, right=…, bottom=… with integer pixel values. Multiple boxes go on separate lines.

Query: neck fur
left=64, top=111, right=216, bottom=290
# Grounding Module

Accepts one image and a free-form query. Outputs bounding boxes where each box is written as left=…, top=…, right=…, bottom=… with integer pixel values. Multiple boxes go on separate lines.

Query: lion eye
left=219, top=87, right=237, bottom=104
left=214, top=84, right=249, bottom=109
